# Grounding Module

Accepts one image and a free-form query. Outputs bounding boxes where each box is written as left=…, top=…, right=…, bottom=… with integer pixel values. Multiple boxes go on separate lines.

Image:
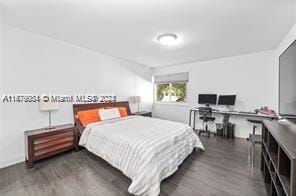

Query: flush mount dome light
left=157, top=33, right=178, bottom=46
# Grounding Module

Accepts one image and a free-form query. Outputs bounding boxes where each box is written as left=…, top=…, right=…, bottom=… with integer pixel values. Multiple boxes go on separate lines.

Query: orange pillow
left=105, top=107, right=128, bottom=117
left=118, top=107, right=128, bottom=117
left=77, top=109, right=101, bottom=127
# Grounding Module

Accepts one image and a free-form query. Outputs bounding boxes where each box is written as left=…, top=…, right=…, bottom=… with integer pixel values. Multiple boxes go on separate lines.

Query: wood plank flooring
left=0, top=136, right=268, bottom=196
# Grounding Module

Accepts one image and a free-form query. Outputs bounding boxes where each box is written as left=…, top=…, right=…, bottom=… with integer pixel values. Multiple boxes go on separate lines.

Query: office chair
left=198, top=106, right=216, bottom=137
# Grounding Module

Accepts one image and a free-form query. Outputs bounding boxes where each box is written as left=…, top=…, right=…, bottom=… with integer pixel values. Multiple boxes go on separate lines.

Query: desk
left=189, top=109, right=277, bottom=138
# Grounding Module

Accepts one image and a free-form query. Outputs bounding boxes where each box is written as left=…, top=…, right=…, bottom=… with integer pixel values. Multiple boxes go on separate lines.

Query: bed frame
left=73, top=101, right=132, bottom=135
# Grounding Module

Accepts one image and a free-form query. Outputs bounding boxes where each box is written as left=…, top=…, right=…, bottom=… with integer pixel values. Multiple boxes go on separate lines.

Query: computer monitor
left=198, top=94, right=217, bottom=105
left=218, top=95, right=236, bottom=106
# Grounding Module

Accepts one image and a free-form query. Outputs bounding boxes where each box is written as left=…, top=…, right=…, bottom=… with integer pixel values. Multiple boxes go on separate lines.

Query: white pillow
left=98, top=108, right=121, bottom=121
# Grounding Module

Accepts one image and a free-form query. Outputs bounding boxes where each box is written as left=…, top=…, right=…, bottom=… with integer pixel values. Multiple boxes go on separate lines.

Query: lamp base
left=45, top=111, right=55, bottom=130
left=45, top=126, right=56, bottom=130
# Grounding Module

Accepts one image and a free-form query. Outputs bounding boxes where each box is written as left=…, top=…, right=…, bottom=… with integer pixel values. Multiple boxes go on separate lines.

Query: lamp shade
left=130, top=96, right=141, bottom=104
left=39, top=101, right=59, bottom=111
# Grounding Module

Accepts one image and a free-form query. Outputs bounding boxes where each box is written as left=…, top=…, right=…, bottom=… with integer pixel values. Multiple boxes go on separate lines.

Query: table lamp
left=39, top=100, right=59, bottom=129
left=130, top=96, right=141, bottom=113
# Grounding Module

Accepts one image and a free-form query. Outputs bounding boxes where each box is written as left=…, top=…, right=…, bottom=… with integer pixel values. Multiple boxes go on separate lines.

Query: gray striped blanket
left=79, top=116, right=204, bottom=196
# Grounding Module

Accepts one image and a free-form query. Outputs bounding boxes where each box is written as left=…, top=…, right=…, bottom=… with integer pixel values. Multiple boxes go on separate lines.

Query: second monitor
left=218, top=95, right=236, bottom=106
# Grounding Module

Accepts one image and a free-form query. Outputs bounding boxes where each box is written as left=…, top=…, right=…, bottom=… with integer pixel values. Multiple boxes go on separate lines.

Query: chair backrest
left=198, top=106, right=212, bottom=117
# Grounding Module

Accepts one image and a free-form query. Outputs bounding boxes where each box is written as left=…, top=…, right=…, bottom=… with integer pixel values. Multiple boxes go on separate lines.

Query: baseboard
left=0, top=154, right=25, bottom=169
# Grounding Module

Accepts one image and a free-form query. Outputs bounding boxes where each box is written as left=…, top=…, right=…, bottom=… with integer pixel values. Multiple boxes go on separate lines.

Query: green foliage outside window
left=172, top=83, right=186, bottom=102
left=157, top=83, right=170, bottom=102
left=156, top=82, right=187, bottom=102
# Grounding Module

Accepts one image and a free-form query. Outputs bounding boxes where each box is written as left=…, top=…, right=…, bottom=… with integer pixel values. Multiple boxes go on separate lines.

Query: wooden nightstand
left=25, top=124, right=79, bottom=168
left=132, top=111, right=152, bottom=117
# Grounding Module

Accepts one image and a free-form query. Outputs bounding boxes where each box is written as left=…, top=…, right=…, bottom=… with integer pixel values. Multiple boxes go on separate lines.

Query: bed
left=73, top=101, right=204, bottom=196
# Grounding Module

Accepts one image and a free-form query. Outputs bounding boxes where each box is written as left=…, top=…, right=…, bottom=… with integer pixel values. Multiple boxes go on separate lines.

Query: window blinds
left=154, top=72, right=189, bottom=84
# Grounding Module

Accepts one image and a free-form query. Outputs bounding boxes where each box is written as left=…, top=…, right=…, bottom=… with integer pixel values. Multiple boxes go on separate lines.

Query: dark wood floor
left=0, top=136, right=267, bottom=196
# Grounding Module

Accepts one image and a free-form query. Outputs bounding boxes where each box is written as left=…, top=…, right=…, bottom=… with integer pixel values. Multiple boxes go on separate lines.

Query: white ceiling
left=2, top=0, right=296, bottom=67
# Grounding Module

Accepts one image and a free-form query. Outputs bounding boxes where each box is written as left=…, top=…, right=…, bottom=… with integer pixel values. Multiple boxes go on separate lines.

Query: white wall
left=0, top=2, right=4, bottom=167
left=0, top=25, right=153, bottom=168
left=152, top=50, right=277, bottom=138
left=294, top=1, right=296, bottom=24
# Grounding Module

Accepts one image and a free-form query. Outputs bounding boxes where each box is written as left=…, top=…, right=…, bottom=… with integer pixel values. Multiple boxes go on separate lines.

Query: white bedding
left=79, top=116, right=204, bottom=196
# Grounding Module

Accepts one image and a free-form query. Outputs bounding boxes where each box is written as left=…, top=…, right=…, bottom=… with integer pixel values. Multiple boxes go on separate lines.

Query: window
left=154, top=72, right=188, bottom=103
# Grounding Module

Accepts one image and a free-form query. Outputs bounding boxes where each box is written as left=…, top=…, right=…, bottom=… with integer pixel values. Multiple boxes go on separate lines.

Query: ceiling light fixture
left=157, top=33, right=178, bottom=46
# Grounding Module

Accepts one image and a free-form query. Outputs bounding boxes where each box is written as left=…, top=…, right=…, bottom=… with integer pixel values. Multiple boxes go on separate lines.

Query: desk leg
left=193, top=110, right=196, bottom=131
left=223, top=114, right=230, bottom=138
left=189, top=110, right=192, bottom=126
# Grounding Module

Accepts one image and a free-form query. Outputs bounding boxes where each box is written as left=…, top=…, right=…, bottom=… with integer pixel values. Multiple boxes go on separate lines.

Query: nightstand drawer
left=34, top=131, right=74, bottom=144
left=34, top=141, right=74, bottom=160
left=34, top=136, right=74, bottom=151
